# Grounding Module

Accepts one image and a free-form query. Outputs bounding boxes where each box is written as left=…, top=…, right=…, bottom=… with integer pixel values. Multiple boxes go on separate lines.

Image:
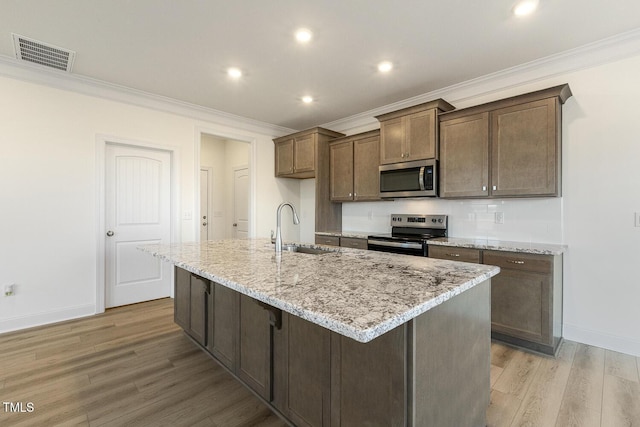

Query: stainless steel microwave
left=379, top=159, right=438, bottom=198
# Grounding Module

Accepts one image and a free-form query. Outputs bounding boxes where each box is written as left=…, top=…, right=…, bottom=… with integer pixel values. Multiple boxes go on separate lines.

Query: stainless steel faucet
left=274, top=202, right=300, bottom=254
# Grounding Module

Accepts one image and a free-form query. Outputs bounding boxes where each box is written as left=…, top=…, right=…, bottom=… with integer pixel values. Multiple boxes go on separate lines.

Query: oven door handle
left=367, top=239, right=424, bottom=250
left=419, top=166, right=426, bottom=191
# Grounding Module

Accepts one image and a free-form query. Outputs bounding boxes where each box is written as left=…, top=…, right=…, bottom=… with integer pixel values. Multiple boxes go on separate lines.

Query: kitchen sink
left=282, top=244, right=336, bottom=255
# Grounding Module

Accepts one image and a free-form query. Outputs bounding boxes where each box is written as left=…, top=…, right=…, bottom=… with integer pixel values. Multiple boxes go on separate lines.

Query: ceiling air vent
left=12, top=33, right=75, bottom=72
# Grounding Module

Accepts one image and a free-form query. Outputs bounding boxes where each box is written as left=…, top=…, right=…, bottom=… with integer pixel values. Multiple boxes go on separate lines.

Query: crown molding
left=0, top=55, right=295, bottom=137
left=322, top=27, right=640, bottom=134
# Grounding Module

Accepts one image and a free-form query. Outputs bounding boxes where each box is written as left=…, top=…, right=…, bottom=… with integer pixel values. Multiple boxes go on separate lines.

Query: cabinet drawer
left=429, top=245, right=481, bottom=263
left=340, top=237, right=368, bottom=250
left=483, top=251, right=552, bottom=274
left=315, top=235, right=340, bottom=246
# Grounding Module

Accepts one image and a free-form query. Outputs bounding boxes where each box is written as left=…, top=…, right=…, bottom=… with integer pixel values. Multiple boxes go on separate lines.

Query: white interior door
left=233, top=167, right=249, bottom=239
left=200, top=168, right=209, bottom=241
left=105, top=144, right=172, bottom=308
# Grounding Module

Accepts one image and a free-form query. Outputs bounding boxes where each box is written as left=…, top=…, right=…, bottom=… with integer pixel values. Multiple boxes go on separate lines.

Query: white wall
left=0, top=75, right=297, bottom=332
left=335, top=53, right=640, bottom=356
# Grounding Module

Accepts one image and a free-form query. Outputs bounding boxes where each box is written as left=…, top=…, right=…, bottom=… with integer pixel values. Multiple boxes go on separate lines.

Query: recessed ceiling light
left=378, top=61, right=393, bottom=73
left=513, top=0, right=539, bottom=16
left=227, top=67, right=242, bottom=79
left=295, top=28, right=312, bottom=43
left=302, top=95, right=313, bottom=104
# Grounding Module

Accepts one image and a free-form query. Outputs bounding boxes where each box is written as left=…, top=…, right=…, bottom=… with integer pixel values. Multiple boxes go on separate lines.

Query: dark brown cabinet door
left=275, top=314, right=331, bottom=427
left=353, top=135, right=380, bottom=201
left=484, top=251, right=553, bottom=347
left=439, top=112, right=490, bottom=198
left=293, top=134, right=316, bottom=174
left=207, top=283, right=238, bottom=371
left=188, top=274, right=208, bottom=347
left=491, top=98, right=559, bottom=197
left=405, top=108, right=437, bottom=161
left=329, top=140, right=354, bottom=201
left=174, top=267, right=190, bottom=331
left=237, top=294, right=272, bottom=401
left=379, top=116, right=405, bottom=164
left=275, top=138, right=294, bottom=176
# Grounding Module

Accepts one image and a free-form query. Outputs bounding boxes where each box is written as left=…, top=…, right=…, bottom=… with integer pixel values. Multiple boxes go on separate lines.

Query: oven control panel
left=390, top=214, right=447, bottom=229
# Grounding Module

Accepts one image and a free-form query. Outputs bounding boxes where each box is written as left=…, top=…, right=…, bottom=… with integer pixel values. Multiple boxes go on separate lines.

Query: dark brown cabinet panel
left=174, top=266, right=208, bottom=347
left=484, top=250, right=562, bottom=355
left=331, top=326, right=407, bottom=427
left=274, top=314, right=331, bottom=427
left=429, top=245, right=482, bottom=263
left=329, top=139, right=353, bottom=201
left=376, top=99, right=454, bottom=165
left=315, top=235, right=340, bottom=246
left=237, top=294, right=272, bottom=401
left=274, top=138, right=294, bottom=176
left=329, top=130, right=380, bottom=202
left=174, top=267, right=190, bottom=331
left=491, top=98, right=559, bottom=197
left=439, top=84, right=571, bottom=199
left=439, top=112, right=490, bottom=198
left=207, top=282, right=238, bottom=371
left=339, top=237, right=368, bottom=250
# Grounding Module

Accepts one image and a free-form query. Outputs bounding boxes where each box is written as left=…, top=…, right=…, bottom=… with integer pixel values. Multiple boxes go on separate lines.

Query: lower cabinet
left=273, top=314, right=331, bottom=427
left=175, top=267, right=490, bottom=426
left=237, top=294, right=272, bottom=401
left=174, top=267, right=273, bottom=401
left=484, top=251, right=563, bottom=355
left=174, top=267, right=209, bottom=347
left=429, top=247, right=563, bottom=355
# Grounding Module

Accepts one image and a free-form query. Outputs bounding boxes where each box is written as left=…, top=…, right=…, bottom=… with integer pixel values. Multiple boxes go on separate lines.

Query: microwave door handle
left=419, top=166, right=426, bottom=191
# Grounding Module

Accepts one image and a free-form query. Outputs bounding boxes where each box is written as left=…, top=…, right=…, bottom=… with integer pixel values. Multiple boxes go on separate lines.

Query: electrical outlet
left=495, top=212, right=504, bottom=224
left=182, top=210, right=193, bottom=220
left=635, top=212, right=640, bottom=227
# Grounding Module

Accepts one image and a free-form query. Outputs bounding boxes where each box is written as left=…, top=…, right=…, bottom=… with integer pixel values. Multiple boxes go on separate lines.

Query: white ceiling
left=1, top=1, right=640, bottom=130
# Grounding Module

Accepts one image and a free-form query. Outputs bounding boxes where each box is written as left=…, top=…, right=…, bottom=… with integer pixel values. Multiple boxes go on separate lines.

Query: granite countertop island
left=141, top=238, right=499, bottom=343
left=141, top=238, right=501, bottom=426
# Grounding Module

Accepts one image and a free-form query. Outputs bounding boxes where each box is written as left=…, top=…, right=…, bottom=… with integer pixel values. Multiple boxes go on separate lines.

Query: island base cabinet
left=237, top=294, right=272, bottom=401
left=330, top=325, right=407, bottom=426
left=410, top=279, right=490, bottom=427
left=274, top=314, right=331, bottom=427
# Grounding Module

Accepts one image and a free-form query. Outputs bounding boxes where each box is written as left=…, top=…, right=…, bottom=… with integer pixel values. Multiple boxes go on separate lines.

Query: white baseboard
left=0, top=304, right=96, bottom=334
left=564, top=323, right=640, bottom=357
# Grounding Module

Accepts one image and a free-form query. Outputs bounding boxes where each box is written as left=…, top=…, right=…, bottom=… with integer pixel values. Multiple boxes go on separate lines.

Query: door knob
left=233, top=223, right=238, bottom=227
left=106, top=230, right=114, bottom=237
left=202, top=222, right=207, bottom=226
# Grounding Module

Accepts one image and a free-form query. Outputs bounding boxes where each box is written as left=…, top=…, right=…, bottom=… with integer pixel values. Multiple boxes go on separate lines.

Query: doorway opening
left=199, top=133, right=252, bottom=241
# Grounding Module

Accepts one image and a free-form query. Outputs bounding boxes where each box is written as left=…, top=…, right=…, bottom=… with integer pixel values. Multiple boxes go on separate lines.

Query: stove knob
left=431, top=218, right=437, bottom=223
left=438, top=219, right=443, bottom=223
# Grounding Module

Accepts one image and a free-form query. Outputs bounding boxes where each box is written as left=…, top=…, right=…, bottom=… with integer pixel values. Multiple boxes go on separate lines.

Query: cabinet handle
left=447, top=253, right=460, bottom=257
left=507, top=260, right=525, bottom=265
left=493, top=185, right=497, bottom=191
left=482, top=186, right=487, bottom=191
left=401, top=153, right=405, bottom=158
left=349, top=193, right=352, bottom=197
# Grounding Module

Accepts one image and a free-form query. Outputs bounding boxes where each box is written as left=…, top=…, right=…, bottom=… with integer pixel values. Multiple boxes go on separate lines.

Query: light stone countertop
left=428, top=237, right=567, bottom=255
left=140, top=239, right=499, bottom=343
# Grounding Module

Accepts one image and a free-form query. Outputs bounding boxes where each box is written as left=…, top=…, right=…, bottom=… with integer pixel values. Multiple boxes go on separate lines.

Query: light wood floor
left=0, top=299, right=638, bottom=427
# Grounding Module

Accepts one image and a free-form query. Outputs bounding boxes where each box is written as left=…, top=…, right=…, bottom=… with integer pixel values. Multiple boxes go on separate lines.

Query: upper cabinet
left=273, top=127, right=344, bottom=179
left=330, top=130, right=381, bottom=202
left=439, top=84, right=572, bottom=199
left=375, top=99, right=454, bottom=165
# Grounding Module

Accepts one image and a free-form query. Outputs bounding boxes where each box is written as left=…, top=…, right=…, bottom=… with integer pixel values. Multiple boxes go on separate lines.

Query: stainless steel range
left=367, top=214, right=448, bottom=257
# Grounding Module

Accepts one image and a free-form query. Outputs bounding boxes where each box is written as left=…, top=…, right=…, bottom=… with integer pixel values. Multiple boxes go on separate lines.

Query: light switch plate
left=182, top=210, right=193, bottom=220
left=495, top=212, right=504, bottom=224
left=635, top=212, right=640, bottom=227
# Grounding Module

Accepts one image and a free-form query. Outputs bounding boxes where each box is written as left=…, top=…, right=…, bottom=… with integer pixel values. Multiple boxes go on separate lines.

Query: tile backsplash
left=342, top=197, right=563, bottom=244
